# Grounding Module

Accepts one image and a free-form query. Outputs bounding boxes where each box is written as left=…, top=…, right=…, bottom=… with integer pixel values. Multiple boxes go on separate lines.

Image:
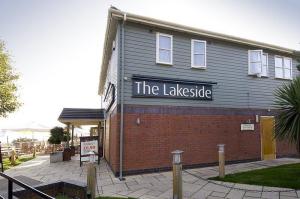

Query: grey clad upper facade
left=99, top=8, right=300, bottom=110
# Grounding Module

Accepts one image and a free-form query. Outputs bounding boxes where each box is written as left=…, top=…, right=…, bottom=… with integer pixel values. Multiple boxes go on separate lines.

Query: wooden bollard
left=10, top=149, right=16, bottom=165
left=87, top=163, right=96, bottom=199
left=33, top=146, right=36, bottom=158
left=172, top=150, right=183, bottom=199
left=218, top=144, right=225, bottom=178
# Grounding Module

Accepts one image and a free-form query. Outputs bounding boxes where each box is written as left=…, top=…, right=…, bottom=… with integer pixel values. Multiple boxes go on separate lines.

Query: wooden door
left=260, top=117, right=276, bottom=160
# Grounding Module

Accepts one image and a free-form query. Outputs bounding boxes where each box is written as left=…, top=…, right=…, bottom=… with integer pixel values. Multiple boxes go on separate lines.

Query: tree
left=48, top=126, right=69, bottom=151
left=0, top=41, right=21, bottom=117
left=274, top=76, right=300, bottom=153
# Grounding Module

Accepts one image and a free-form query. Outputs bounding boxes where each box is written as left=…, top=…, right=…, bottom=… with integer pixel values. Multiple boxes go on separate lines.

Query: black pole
left=0, top=141, right=3, bottom=172
left=8, top=180, right=12, bottom=199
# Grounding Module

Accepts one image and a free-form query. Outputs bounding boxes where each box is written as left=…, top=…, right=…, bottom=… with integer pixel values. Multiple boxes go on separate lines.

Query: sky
left=0, top=0, right=299, bottom=129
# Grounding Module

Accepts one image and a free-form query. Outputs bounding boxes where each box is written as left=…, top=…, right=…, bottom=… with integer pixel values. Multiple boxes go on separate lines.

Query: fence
left=0, top=172, right=55, bottom=199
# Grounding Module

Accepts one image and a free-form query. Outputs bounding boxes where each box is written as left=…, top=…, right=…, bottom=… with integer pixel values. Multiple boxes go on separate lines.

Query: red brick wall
left=107, top=105, right=297, bottom=174
left=277, top=140, right=297, bottom=157
left=107, top=107, right=120, bottom=174
left=122, top=113, right=262, bottom=172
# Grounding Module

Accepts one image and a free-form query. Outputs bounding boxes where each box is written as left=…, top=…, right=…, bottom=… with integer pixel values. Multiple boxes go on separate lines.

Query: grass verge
left=96, top=197, right=136, bottom=199
left=2, top=155, right=35, bottom=171
left=209, top=163, right=300, bottom=189
left=55, top=195, right=135, bottom=199
left=56, top=195, right=136, bottom=199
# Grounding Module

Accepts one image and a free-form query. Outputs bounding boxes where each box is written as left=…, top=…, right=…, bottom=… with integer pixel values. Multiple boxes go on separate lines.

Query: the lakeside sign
left=132, top=75, right=215, bottom=100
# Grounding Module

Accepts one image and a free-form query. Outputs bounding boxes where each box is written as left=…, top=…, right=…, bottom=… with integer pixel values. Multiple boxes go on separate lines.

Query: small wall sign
left=241, top=124, right=255, bottom=131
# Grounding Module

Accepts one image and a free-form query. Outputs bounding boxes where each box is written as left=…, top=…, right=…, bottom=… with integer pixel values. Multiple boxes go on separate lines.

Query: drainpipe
left=119, top=12, right=126, bottom=180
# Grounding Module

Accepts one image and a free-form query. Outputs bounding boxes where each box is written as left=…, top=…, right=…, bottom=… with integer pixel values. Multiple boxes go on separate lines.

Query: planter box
left=70, top=146, right=75, bottom=156
left=50, top=151, right=63, bottom=163
left=14, top=180, right=87, bottom=199
left=63, top=148, right=71, bottom=161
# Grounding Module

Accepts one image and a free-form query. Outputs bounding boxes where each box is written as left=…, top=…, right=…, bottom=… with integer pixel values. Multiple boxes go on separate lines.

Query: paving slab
left=2, top=155, right=300, bottom=198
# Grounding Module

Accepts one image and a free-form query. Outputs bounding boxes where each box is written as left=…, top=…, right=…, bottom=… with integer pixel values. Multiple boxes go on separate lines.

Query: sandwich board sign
left=79, top=136, right=100, bottom=166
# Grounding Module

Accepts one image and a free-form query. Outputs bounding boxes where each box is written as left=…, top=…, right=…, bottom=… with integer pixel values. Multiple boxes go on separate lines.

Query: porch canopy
left=58, top=108, right=105, bottom=125
left=58, top=108, right=105, bottom=147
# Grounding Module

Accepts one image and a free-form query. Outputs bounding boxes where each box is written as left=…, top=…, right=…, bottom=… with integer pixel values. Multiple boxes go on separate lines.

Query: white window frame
left=156, top=32, right=173, bottom=65
left=261, top=53, right=268, bottom=77
left=191, top=39, right=206, bottom=68
left=248, top=50, right=263, bottom=75
left=275, top=55, right=293, bottom=80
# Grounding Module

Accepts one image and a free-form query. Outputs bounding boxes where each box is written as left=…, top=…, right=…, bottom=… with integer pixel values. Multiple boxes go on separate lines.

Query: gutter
left=110, top=9, right=295, bottom=54
left=119, top=12, right=126, bottom=181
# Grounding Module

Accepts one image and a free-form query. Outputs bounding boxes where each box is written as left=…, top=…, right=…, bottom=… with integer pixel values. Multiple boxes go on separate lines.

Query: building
left=98, top=7, right=300, bottom=178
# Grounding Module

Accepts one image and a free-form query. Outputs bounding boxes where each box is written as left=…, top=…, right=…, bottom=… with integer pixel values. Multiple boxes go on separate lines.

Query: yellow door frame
left=260, top=116, right=276, bottom=160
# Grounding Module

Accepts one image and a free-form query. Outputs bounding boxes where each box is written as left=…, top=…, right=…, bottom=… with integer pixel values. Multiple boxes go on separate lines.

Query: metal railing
left=0, top=172, right=55, bottom=199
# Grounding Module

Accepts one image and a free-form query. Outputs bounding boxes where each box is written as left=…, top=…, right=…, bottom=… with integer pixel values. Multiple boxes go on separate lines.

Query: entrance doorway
left=260, top=116, right=276, bottom=160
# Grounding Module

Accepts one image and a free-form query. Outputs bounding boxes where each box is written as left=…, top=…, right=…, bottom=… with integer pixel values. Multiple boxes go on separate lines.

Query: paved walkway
left=2, top=155, right=300, bottom=199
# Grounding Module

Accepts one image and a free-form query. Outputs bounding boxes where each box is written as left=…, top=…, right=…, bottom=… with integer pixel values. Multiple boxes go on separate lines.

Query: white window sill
left=275, top=77, right=292, bottom=81
left=191, top=66, right=206, bottom=69
left=248, top=74, right=269, bottom=78
left=156, top=61, right=173, bottom=66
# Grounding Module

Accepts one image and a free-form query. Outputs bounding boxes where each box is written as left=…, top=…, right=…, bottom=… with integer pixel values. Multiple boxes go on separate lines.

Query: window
left=275, top=56, right=292, bottom=79
left=191, top=40, right=206, bottom=68
left=261, top=53, right=268, bottom=77
left=156, top=33, right=173, bottom=65
left=248, top=50, right=263, bottom=75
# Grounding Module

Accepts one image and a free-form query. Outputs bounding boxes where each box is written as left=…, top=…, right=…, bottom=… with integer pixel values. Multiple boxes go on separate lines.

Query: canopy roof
left=58, top=108, right=105, bottom=125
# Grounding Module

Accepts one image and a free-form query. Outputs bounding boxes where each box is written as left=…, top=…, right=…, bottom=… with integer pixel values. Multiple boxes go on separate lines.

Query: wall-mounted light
left=136, top=117, right=141, bottom=125
left=246, top=119, right=251, bottom=124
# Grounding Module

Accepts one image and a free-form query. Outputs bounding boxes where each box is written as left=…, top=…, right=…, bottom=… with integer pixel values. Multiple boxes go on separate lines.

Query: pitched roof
left=98, top=7, right=299, bottom=94
left=58, top=108, right=105, bottom=125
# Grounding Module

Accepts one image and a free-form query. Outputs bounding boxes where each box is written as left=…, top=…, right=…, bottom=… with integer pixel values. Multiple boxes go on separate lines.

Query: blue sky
left=0, top=0, right=299, bottom=129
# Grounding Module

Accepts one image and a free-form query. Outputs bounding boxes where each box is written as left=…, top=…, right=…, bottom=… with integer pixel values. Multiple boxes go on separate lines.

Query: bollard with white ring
left=217, top=144, right=225, bottom=178
left=87, top=151, right=96, bottom=199
left=172, top=150, right=183, bottom=199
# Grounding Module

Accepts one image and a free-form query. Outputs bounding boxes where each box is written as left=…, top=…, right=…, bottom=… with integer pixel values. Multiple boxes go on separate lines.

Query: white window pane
left=262, top=54, right=267, bottom=65
left=250, top=51, right=261, bottom=62
left=193, top=54, right=205, bottom=66
left=194, top=42, right=205, bottom=54
left=159, top=35, right=171, bottom=49
left=275, top=57, right=283, bottom=67
left=284, top=68, right=291, bottom=79
left=284, top=58, right=291, bottom=69
left=250, top=62, right=262, bottom=74
left=275, top=67, right=283, bottom=78
left=159, top=49, right=171, bottom=63
left=261, top=65, right=267, bottom=76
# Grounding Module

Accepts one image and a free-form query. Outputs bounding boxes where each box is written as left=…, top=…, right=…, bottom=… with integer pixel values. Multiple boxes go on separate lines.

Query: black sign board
left=132, top=75, right=215, bottom=100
